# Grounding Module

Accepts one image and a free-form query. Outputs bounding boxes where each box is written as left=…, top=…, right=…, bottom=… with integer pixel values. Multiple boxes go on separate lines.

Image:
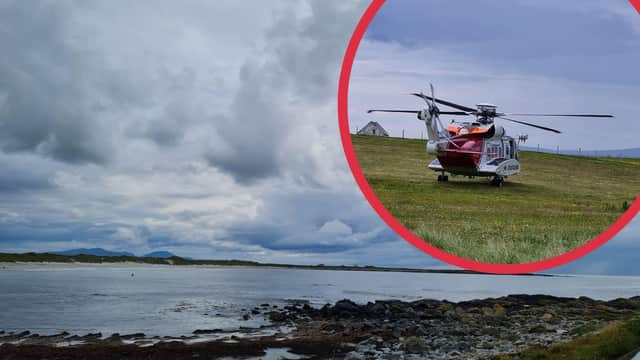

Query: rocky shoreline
left=2, top=294, right=640, bottom=359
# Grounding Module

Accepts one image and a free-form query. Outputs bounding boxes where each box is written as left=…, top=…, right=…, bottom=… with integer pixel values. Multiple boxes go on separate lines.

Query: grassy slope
left=352, top=135, right=640, bottom=264
left=492, top=316, right=640, bottom=360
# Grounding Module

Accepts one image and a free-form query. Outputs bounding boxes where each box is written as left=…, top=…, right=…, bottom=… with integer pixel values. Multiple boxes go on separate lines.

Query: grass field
left=493, top=316, right=640, bottom=360
left=352, top=135, right=640, bottom=264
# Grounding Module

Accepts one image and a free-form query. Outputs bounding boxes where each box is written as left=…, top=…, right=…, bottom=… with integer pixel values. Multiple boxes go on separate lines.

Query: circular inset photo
left=339, top=0, right=640, bottom=271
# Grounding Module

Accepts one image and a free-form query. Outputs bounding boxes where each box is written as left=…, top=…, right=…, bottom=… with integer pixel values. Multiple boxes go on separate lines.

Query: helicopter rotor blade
left=367, top=109, right=469, bottom=115
left=411, top=93, right=477, bottom=114
left=498, top=116, right=562, bottom=134
left=367, top=110, right=419, bottom=114
left=437, top=111, right=470, bottom=115
left=500, top=113, right=614, bottom=118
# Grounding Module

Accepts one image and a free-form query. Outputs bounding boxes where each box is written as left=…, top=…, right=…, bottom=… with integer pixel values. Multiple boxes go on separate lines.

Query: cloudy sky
left=0, top=0, right=437, bottom=268
left=0, top=1, right=638, bottom=274
left=350, top=0, right=640, bottom=150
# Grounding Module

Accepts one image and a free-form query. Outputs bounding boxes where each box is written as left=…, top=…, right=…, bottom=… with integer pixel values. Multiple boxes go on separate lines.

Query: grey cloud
left=0, top=1, right=113, bottom=164
left=0, top=154, right=54, bottom=193
left=205, top=67, right=288, bottom=182
left=0, top=1, right=240, bottom=164
left=0, top=0, right=425, bottom=267
left=266, top=2, right=364, bottom=104
left=205, top=1, right=365, bottom=183
left=366, top=0, right=640, bottom=85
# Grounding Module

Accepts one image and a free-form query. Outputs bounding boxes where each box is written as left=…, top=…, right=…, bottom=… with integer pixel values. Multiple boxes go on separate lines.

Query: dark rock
left=332, top=299, right=361, bottom=317
left=413, top=325, right=428, bottom=337
left=607, top=298, right=640, bottom=310
left=480, top=341, right=494, bottom=349
left=321, top=323, right=345, bottom=332
left=402, top=336, right=428, bottom=354
left=266, top=311, right=287, bottom=322
left=481, top=327, right=500, bottom=336
left=528, top=324, right=553, bottom=334
left=368, top=302, right=387, bottom=316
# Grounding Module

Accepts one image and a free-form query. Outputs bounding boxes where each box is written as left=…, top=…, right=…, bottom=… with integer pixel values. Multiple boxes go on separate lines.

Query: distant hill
left=0, top=251, right=551, bottom=276
left=52, top=248, right=135, bottom=257
left=521, top=146, right=640, bottom=158
left=143, top=251, right=177, bottom=259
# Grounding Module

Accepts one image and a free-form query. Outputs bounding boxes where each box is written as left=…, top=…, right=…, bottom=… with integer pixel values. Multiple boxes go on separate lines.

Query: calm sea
left=1, top=266, right=639, bottom=337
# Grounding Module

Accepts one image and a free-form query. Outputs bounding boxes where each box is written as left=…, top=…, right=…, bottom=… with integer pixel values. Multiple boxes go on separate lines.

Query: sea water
left=1, top=266, right=639, bottom=337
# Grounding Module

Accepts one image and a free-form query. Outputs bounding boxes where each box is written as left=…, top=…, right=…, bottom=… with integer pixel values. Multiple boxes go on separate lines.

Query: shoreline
left=0, top=261, right=242, bottom=270
left=3, top=294, right=640, bottom=359
left=0, top=260, right=556, bottom=277
left=0, top=261, right=459, bottom=273
left=0, top=251, right=559, bottom=275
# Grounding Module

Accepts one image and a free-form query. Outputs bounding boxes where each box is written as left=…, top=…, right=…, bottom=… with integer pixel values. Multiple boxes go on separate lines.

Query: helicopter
left=367, top=84, right=614, bottom=187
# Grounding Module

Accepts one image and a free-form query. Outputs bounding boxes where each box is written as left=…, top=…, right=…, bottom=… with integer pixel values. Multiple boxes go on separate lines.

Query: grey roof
left=357, top=121, right=389, bottom=136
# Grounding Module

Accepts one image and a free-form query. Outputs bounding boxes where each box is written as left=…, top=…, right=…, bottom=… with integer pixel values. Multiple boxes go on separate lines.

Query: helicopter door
left=504, top=140, right=510, bottom=159
left=508, top=139, right=516, bottom=159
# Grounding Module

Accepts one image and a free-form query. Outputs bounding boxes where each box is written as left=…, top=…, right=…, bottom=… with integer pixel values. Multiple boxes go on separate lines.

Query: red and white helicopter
left=367, top=84, right=613, bottom=187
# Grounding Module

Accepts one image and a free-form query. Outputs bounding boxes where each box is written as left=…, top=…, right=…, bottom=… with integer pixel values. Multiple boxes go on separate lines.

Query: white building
left=357, top=121, right=389, bottom=137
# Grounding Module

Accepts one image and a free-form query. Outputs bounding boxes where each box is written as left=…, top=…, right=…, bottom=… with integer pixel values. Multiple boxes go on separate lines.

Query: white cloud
left=319, top=219, right=353, bottom=235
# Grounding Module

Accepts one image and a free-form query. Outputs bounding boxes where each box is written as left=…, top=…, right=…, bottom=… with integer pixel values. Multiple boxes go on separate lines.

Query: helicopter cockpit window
left=487, top=144, right=499, bottom=160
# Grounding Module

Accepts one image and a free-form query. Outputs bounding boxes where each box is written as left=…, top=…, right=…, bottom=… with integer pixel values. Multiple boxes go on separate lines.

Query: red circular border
left=338, top=0, right=640, bottom=274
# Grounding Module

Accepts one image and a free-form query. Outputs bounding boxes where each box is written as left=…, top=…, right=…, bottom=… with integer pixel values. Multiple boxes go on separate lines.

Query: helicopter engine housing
left=488, top=125, right=505, bottom=139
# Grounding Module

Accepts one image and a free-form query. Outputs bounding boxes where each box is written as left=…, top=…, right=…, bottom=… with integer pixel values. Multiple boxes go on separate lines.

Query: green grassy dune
left=352, top=135, right=640, bottom=264
left=493, top=316, right=640, bottom=360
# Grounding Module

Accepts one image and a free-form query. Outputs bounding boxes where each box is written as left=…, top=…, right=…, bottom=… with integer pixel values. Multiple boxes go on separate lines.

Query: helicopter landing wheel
left=491, top=176, right=504, bottom=188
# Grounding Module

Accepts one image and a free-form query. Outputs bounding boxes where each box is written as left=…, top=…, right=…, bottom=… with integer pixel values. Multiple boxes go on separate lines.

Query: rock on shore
left=265, top=294, right=640, bottom=359
left=2, top=294, right=640, bottom=359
